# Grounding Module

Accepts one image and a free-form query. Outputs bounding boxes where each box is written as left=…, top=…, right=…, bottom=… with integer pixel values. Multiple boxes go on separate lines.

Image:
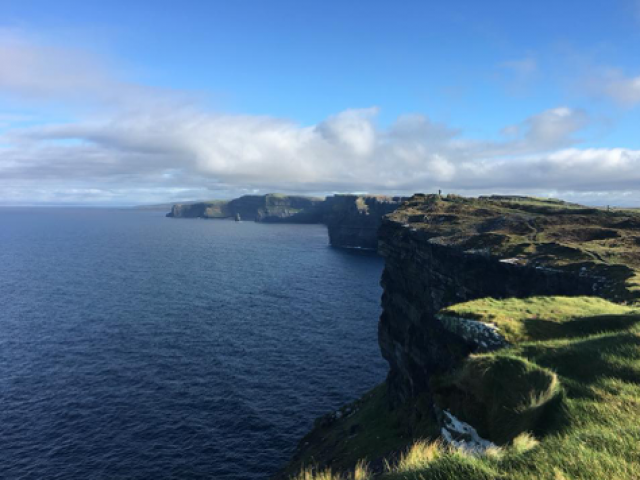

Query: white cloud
left=1, top=30, right=640, bottom=206
left=4, top=106, right=640, bottom=205
left=586, top=67, right=640, bottom=107
left=0, top=27, right=194, bottom=113
left=603, top=73, right=640, bottom=107
left=316, top=108, right=378, bottom=156
left=494, top=107, right=589, bottom=155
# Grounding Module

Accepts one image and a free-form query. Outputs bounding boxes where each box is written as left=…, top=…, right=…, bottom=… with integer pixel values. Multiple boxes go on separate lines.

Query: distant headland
left=167, top=193, right=405, bottom=250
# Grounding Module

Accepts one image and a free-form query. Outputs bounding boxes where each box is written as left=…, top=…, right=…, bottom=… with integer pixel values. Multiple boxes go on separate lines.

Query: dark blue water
left=0, top=208, right=387, bottom=480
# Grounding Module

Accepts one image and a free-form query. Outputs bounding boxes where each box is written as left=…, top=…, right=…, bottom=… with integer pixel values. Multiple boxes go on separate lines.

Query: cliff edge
left=278, top=194, right=640, bottom=480
left=379, top=194, right=640, bottom=404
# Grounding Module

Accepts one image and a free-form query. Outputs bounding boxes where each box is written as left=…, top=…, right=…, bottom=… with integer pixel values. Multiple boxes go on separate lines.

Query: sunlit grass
left=291, top=461, right=371, bottom=480
left=439, top=296, right=639, bottom=343
left=292, top=296, right=640, bottom=480
left=390, top=440, right=444, bottom=473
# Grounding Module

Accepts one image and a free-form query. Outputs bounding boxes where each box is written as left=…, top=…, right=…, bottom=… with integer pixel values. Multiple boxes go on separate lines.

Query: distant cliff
left=167, top=194, right=325, bottom=223
left=167, top=193, right=405, bottom=250
left=323, top=195, right=405, bottom=250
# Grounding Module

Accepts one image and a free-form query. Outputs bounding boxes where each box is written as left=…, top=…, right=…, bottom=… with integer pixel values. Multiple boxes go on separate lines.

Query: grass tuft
left=291, top=462, right=372, bottom=480
left=291, top=467, right=343, bottom=480
left=391, top=440, right=444, bottom=473
left=510, top=432, right=539, bottom=454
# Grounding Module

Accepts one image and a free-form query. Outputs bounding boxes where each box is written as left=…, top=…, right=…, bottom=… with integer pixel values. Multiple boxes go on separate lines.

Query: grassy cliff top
left=426, top=295, right=640, bottom=480
left=439, top=296, right=640, bottom=343
left=288, top=296, right=640, bottom=479
left=388, top=194, right=640, bottom=302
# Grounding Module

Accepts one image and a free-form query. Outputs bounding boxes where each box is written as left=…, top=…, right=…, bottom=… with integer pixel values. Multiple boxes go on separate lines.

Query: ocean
left=0, top=208, right=387, bottom=479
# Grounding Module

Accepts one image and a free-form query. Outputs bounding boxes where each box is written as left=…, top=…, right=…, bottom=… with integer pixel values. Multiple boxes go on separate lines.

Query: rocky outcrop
left=323, top=195, right=405, bottom=250
left=378, top=194, right=640, bottom=404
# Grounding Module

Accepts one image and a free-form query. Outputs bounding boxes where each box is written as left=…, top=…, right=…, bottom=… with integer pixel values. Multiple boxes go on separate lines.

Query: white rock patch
left=437, top=315, right=508, bottom=351
left=441, top=410, right=496, bottom=455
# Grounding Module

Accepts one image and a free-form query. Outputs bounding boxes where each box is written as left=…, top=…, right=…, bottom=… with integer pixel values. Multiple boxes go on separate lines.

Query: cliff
left=379, top=194, right=640, bottom=404
left=167, top=194, right=325, bottom=222
left=323, top=195, right=405, bottom=250
left=167, top=193, right=405, bottom=250
left=278, top=194, right=640, bottom=480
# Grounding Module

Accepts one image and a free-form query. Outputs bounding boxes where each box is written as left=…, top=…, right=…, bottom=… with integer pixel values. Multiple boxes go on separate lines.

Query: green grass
left=405, top=298, right=640, bottom=479
left=433, top=354, right=564, bottom=444
left=291, top=461, right=372, bottom=480
left=439, top=296, right=639, bottom=343
left=391, top=194, right=640, bottom=302
left=277, top=385, right=439, bottom=479
left=291, top=296, right=640, bottom=480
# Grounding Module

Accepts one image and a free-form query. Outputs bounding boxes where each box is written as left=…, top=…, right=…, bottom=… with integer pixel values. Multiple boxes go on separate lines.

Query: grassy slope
left=439, top=296, right=637, bottom=343
left=289, top=297, right=640, bottom=480
left=389, top=296, right=640, bottom=480
left=278, top=385, right=439, bottom=479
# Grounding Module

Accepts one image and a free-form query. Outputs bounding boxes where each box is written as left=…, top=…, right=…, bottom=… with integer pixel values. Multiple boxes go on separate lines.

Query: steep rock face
left=167, top=194, right=324, bottom=222
left=167, top=202, right=215, bottom=218
left=167, top=200, right=231, bottom=218
left=250, top=195, right=325, bottom=223
left=324, top=195, right=405, bottom=249
left=168, top=193, right=406, bottom=249
left=378, top=194, right=640, bottom=404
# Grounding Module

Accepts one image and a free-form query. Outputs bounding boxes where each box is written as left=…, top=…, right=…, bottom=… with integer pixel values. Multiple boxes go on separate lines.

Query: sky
left=1, top=1, right=640, bottom=206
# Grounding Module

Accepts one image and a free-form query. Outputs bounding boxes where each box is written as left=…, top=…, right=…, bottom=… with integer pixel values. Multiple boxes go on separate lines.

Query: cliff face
left=167, top=200, right=229, bottom=218
left=168, top=193, right=406, bottom=249
left=167, top=194, right=325, bottom=222
left=323, top=195, right=405, bottom=249
left=378, top=194, right=640, bottom=404
left=229, top=194, right=325, bottom=223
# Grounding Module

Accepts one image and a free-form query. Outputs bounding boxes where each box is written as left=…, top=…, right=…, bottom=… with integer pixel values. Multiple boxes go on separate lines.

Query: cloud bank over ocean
left=1, top=28, right=639, bottom=206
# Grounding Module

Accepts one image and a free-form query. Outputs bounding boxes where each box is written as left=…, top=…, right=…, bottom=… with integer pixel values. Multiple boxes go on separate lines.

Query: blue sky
left=1, top=0, right=640, bottom=205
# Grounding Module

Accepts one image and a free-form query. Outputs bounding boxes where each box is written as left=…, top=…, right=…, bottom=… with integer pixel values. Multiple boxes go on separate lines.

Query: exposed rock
left=436, top=314, right=507, bottom=352
left=439, top=409, right=496, bottom=455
